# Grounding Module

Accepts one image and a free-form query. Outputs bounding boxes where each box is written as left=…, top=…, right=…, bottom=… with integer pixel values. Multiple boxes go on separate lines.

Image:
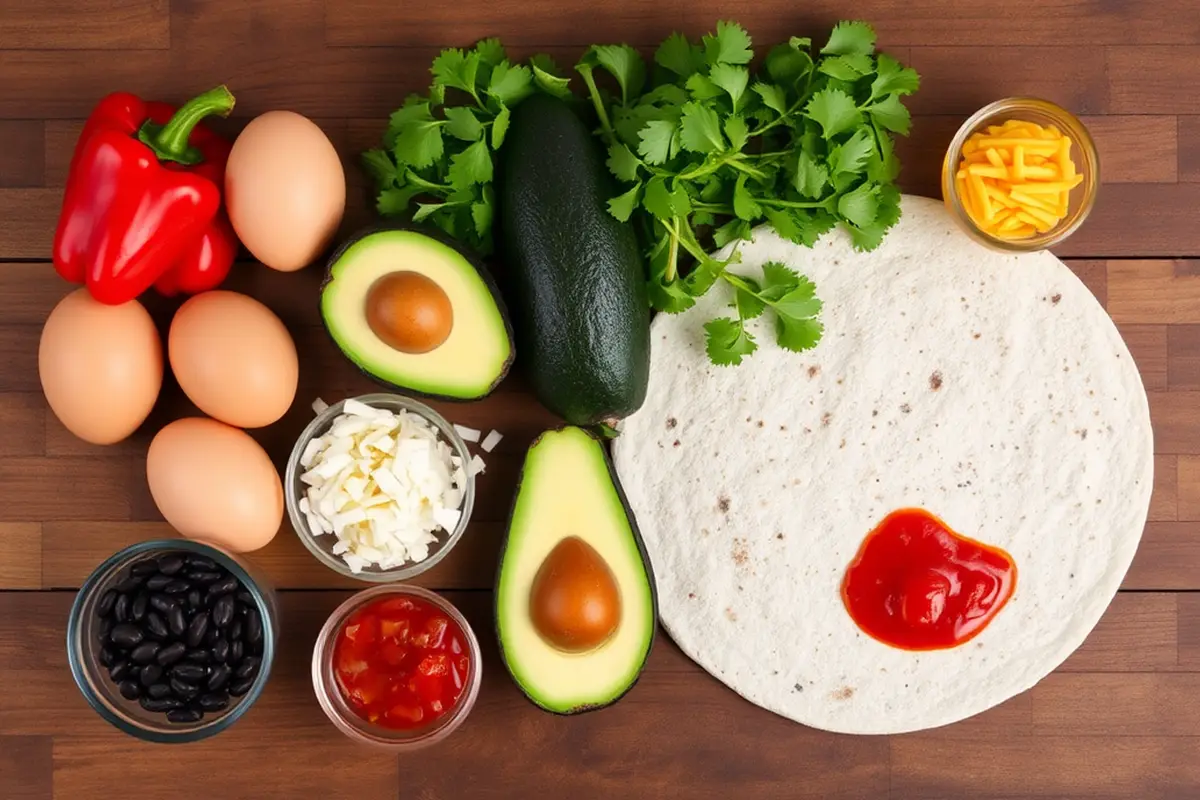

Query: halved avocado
left=496, top=426, right=657, bottom=714
left=320, top=226, right=514, bottom=400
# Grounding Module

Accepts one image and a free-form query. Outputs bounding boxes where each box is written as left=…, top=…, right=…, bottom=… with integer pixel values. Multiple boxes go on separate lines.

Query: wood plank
left=1033, top=673, right=1200, bottom=736
left=0, top=327, right=44, bottom=393
left=1083, top=116, right=1178, bottom=184
left=891, top=735, right=1200, bottom=800
left=0, top=190, right=60, bottom=259
left=1109, top=46, right=1200, bottom=114
left=1146, top=392, right=1200, bottom=455
left=1123, top=522, right=1200, bottom=590
left=0, top=122, right=44, bottom=188
left=0, top=394, right=45, bottom=457
left=1168, top=325, right=1200, bottom=390
left=1109, top=261, right=1200, bottom=325
left=0, top=0, right=167, bottom=49
left=1056, top=185, right=1200, bottom=259
left=1175, top=456, right=1200, bottom=520
left=1058, top=594, right=1177, bottom=673
left=1179, top=593, right=1200, bottom=669
left=1067, top=260, right=1107, bottom=307
left=0, top=736, right=51, bottom=800
left=1118, top=324, right=1168, bottom=391
left=0, top=265, right=70, bottom=325
left=325, top=0, right=1200, bottom=48
left=1180, top=116, right=1200, bottom=183
left=0, top=524, right=41, bottom=589
left=1151, top=454, right=1179, bottom=522
left=0, top=458, right=131, bottom=522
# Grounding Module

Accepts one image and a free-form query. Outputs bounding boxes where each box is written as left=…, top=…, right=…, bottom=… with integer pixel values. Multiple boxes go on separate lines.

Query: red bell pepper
left=52, top=86, right=237, bottom=305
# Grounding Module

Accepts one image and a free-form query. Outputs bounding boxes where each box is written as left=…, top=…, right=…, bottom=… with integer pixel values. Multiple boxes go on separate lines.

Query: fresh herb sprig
left=362, top=39, right=571, bottom=254
left=577, top=21, right=919, bottom=364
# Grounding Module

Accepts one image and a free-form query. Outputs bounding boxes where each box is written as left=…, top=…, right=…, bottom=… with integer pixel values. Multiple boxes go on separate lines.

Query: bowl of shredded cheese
left=284, top=394, right=480, bottom=582
left=941, top=97, right=1099, bottom=252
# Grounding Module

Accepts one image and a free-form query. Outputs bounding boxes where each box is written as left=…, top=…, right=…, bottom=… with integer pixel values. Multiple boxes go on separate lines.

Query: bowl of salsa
left=311, top=585, right=481, bottom=749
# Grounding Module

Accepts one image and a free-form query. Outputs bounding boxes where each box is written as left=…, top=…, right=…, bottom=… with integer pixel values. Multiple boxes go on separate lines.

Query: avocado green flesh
left=496, top=427, right=656, bottom=713
left=321, top=229, right=512, bottom=399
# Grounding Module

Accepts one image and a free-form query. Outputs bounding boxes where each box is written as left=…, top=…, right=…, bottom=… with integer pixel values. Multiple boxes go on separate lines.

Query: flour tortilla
left=611, top=195, right=1153, bottom=735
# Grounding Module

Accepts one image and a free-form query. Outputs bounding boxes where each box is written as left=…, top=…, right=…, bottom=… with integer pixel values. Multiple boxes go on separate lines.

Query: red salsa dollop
left=841, top=508, right=1017, bottom=651
left=333, top=595, right=471, bottom=730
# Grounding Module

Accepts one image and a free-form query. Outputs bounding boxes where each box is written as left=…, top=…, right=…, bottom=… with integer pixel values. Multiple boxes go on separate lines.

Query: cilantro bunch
left=361, top=39, right=571, bottom=254
left=577, top=21, right=919, bottom=364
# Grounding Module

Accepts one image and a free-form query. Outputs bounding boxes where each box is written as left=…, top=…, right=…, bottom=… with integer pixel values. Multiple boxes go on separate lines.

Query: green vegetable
left=362, top=39, right=570, bottom=254
left=577, top=20, right=919, bottom=365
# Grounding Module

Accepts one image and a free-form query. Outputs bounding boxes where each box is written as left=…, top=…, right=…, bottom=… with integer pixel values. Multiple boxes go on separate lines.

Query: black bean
left=208, top=576, right=239, bottom=597
left=172, top=663, right=207, bottom=682
left=131, top=559, right=159, bottom=577
left=206, top=627, right=221, bottom=646
left=228, top=677, right=254, bottom=697
left=97, top=617, right=113, bottom=642
left=211, top=638, right=229, bottom=664
left=197, top=692, right=229, bottom=712
left=186, top=570, right=222, bottom=583
left=184, top=649, right=210, bottom=665
left=145, top=612, right=169, bottom=640
left=139, top=664, right=163, bottom=687
left=245, top=609, right=262, bottom=647
left=186, top=555, right=217, bottom=570
left=130, top=642, right=161, bottom=665
left=207, top=664, right=231, bottom=692
left=167, top=708, right=203, bottom=724
left=145, top=574, right=173, bottom=591
left=113, top=593, right=131, bottom=623
left=139, top=696, right=183, bottom=712
left=109, top=623, right=143, bottom=649
left=116, top=575, right=144, bottom=593
left=156, top=642, right=187, bottom=666
left=149, top=594, right=176, bottom=615
left=170, top=676, right=200, bottom=700
left=235, top=656, right=260, bottom=680
left=109, top=659, right=132, bottom=682
left=131, top=591, right=149, bottom=622
left=186, top=612, right=210, bottom=649
left=236, top=590, right=254, bottom=605
left=118, top=680, right=141, bottom=700
left=99, top=645, right=116, bottom=668
left=212, top=595, right=235, bottom=629
left=157, top=554, right=185, bottom=576
left=168, top=605, right=187, bottom=637
left=96, top=589, right=117, bottom=618
left=165, top=579, right=190, bottom=595
left=229, top=618, right=243, bottom=642
left=147, top=682, right=173, bottom=700
left=230, top=640, right=244, bottom=664
left=186, top=589, right=203, bottom=610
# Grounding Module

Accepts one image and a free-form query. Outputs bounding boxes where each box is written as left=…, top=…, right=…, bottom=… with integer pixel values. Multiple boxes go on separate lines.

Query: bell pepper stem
left=137, top=85, right=236, bottom=166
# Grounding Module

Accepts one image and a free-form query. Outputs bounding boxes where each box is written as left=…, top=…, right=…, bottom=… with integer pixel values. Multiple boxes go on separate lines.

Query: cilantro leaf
left=714, top=217, right=752, bottom=248
left=734, top=277, right=766, bottom=319
left=443, top=107, right=483, bottom=141
left=776, top=315, right=824, bottom=352
left=703, top=21, right=754, bottom=65
left=655, top=32, right=706, bottom=77
left=432, top=49, right=480, bottom=98
left=724, top=114, right=749, bottom=151
left=765, top=38, right=813, bottom=85
left=872, top=53, right=921, bottom=98
left=865, top=125, right=900, bottom=183
left=393, top=119, right=445, bottom=169
left=732, top=174, right=762, bottom=220
left=821, top=21, right=876, bottom=56
left=376, top=185, right=424, bottom=216
left=818, top=53, right=873, bottom=81
left=607, top=143, right=642, bottom=182
left=793, top=150, right=830, bottom=198
left=832, top=127, right=875, bottom=174
left=837, top=182, right=880, bottom=228
left=413, top=200, right=463, bottom=223
left=642, top=177, right=675, bottom=220
left=705, top=317, right=757, bottom=366
left=608, top=182, right=642, bottom=221
left=530, top=54, right=573, bottom=99
left=771, top=281, right=822, bottom=319
left=709, top=63, right=749, bottom=109
left=867, top=92, right=912, bottom=135
left=764, top=207, right=834, bottom=247
left=679, top=101, right=726, bottom=153
left=362, top=148, right=397, bottom=187
left=649, top=278, right=697, bottom=313
left=751, top=82, right=789, bottom=116
left=491, top=104, right=511, bottom=148
left=388, top=99, right=434, bottom=135
left=685, top=73, right=724, bottom=101
left=474, top=38, right=506, bottom=66
left=471, top=199, right=493, bottom=238
left=584, top=44, right=646, bottom=104
left=805, top=88, right=862, bottom=139
left=448, top=139, right=493, bottom=187
left=637, top=119, right=677, bottom=164
left=487, top=61, right=534, bottom=106
left=760, top=261, right=800, bottom=295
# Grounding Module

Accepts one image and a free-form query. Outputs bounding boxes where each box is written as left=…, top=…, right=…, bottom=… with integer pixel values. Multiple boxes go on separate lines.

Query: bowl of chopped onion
left=285, top=394, right=480, bottom=583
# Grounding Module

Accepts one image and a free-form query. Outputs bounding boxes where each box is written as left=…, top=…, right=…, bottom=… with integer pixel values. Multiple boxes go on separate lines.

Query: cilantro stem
left=725, top=159, right=769, bottom=181
left=577, top=65, right=615, bottom=144
left=658, top=217, right=683, bottom=283
left=676, top=156, right=732, bottom=182
left=692, top=201, right=732, bottom=214
left=759, top=197, right=831, bottom=210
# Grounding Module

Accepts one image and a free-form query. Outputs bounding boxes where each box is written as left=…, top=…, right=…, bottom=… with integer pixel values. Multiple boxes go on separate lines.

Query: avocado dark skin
left=498, top=94, right=651, bottom=427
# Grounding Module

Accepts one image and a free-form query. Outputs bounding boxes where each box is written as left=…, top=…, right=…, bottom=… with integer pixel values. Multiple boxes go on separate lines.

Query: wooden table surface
left=2, top=1, right=1199, bottom=798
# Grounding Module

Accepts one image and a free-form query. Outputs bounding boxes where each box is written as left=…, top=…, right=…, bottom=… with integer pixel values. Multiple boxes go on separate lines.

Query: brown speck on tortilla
left=1051, top=293, right=1062, bottom=305
left=687, top=592, right=696, bottom=599
left=831, top=686, right=855, bottom=701
left=718, top=496, right=731, bottom=513
left=1077, top=429, right=1088, bottom=440
left=972, top=332, right=981, bottom=340
left=756, top=420, right=764, bottom=428
left=872, top=409, right=878, bottom=417
left=776, top=532, right=784, bottom=540
left=725, top=607, right=738, bottom=622
left=807, top=365, right=819, bottom=378
left=803, top=426, right=812, bottom=434
left=701, top=528, right=710, bottom=537
left=839, top=438, right=846, bottom=449
left=793, top=683, right=803, bottom=692
left=900, top=403, right=912, bottom=414
left=930, top=371, right=943, bottom=391
left=836, top=378, right=844, bottom=385
left=673, top=439, right=680, bottom=447
left=666, top=417, right=677, bottom=429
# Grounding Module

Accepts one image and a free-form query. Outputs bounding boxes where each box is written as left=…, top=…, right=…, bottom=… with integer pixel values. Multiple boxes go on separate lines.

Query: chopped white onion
left=453, top=424, right=481, bottom=443
left=480, top=429, right=503, bottom=453
left=311, top=397, right=329, bottom=415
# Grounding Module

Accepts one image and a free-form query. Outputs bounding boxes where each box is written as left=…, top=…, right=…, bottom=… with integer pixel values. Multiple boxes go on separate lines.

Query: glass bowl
left=285, top=393, right=476, bottom=583
left=941, top=97, right=1099, bottom=252
left=311, top=585, right=482, bottom=750
left=66, top=539, right=278, bottom=744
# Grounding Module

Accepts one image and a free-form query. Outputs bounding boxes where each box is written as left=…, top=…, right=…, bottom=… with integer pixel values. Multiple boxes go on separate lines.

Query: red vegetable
left=52, top=86, right=237, bottom=305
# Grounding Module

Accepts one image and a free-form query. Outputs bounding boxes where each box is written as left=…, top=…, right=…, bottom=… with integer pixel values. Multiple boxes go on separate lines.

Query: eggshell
left=168, top=290, right=298, bottom=428
left=147, top=417, right=282, bottom=553
left=226, top=110, right=346, bottom=272
left=38, top=289, right=162, bottom=445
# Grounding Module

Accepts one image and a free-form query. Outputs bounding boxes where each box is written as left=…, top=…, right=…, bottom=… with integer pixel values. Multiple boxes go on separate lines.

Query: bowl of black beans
left=67, top=539, right=278, bottom=743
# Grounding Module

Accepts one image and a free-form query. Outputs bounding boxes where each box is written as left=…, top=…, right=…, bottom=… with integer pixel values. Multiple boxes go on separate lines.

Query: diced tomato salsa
left=333, top=595, right=471, bottom=730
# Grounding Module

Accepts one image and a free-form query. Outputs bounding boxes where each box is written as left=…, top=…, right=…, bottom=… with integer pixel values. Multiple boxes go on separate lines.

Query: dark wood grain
left=3, top=2, right=1200, bottom=797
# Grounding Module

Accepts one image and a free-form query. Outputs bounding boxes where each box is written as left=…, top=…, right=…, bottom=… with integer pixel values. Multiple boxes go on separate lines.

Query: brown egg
left=225, top=110, right=346, bottom=272
left=366, top=271, right=454, bottom=354
left=147, top=417, right=282, bottom=553
left=529, top=537, right=621, bottom=652
left=38, top=289, right=162, bottom=445
left=168, top=290, right=298, bottom=428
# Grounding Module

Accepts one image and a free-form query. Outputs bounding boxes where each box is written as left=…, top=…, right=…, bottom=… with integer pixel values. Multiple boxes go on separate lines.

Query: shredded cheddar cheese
left=955, top=118, right=1084, bottom=240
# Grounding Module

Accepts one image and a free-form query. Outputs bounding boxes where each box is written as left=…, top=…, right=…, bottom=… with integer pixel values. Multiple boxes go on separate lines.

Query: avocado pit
left=365, top=270, right=453, bottom=354
left=530, top=536, right=621, bottom=653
